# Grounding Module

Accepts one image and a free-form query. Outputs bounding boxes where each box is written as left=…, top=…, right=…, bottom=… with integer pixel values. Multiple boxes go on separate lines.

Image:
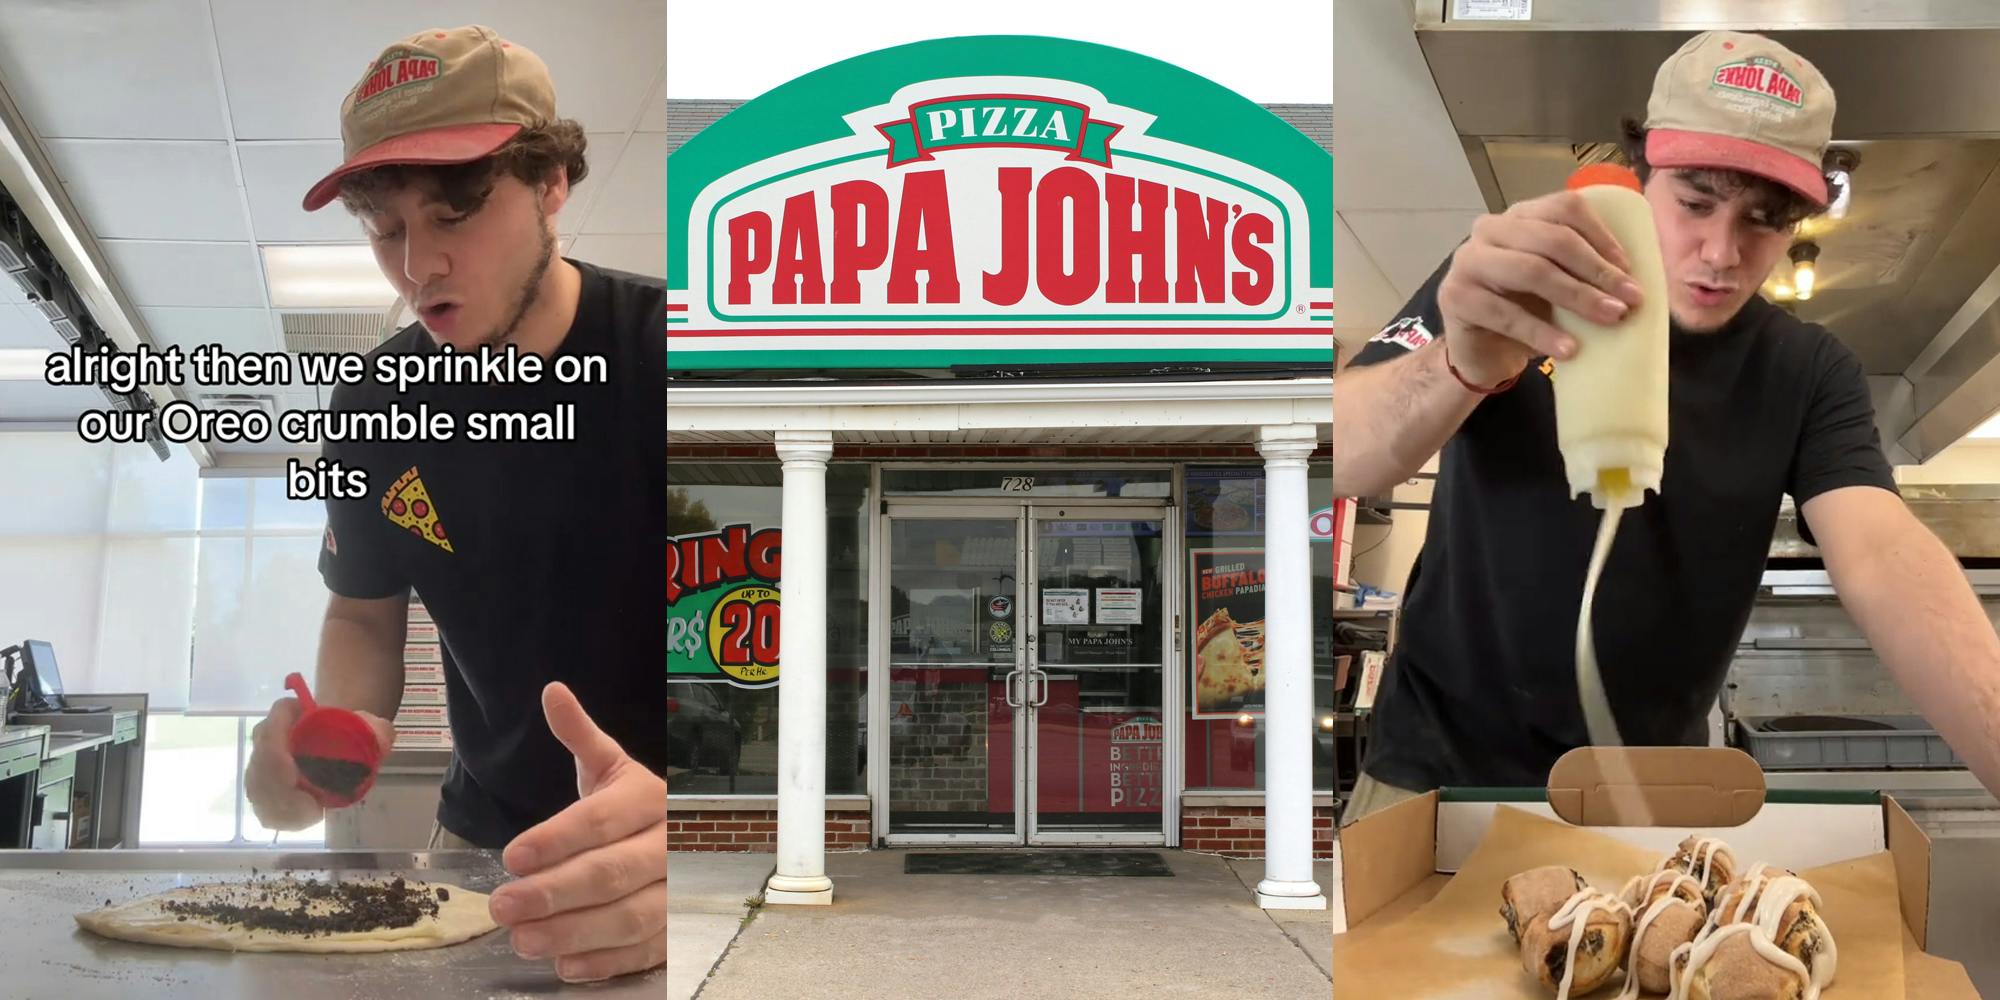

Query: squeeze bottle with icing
left=1553, top=163, right=1670, bottom=511
left=1554, top=163, right=1670, bottom=749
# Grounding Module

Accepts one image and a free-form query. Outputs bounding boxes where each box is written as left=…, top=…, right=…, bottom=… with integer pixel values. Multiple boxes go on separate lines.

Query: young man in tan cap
left=243, top=26, right=666, bottom=981
left=1334, top=31, right=2000, bottom=821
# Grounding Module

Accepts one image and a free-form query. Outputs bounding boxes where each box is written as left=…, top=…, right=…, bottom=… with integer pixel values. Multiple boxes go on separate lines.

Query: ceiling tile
left=0, top=304, right=62, bottom=350
left=237, top=141, right=365, bottom=243
left=1340, top=210, right=1479, bottom=301
left=570, top=234, right=664, bottom=280
left=554, top=133, right=625, bottom=237
left=98, top=241, right=265, bottom=308
left=43, top=140, right=250, bottom=241
left=639, top=71, right=666, bottom=134
left=210, top=2, right=664, bottom=139
left=1334, top=214, right=1409, bottom=332
left=0, top=379, right=105, bottom=423
left=579, top=132, right=665, bottom=236
left=139, top=307, right=279, bottom=357
left=0, top=0, right=227, bottom=140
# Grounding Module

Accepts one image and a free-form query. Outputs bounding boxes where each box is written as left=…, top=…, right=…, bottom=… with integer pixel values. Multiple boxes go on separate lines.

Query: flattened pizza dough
left=76, top=876, right=498, bottom=953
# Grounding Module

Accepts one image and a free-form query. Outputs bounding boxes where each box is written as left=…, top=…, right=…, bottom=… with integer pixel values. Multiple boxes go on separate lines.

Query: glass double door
left=884, top=504, right=1169, bottom=844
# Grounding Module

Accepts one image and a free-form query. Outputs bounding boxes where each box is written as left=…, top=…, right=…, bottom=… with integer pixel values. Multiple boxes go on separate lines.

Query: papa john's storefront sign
left=667, top=35, right=1332, bottom=369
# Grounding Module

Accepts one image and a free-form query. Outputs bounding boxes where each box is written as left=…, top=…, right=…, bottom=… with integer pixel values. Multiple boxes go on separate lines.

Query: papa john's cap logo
left=354, top=49, right=443, bottom=107
left=1711, top=56, right=1805, bottom=110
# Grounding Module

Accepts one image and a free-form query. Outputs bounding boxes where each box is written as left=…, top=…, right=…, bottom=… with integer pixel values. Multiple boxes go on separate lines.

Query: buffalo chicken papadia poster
left=1189, top=548, right=1266, bottom=719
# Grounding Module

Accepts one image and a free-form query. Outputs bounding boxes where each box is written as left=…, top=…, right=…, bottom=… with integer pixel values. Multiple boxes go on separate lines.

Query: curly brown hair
left=1617, top=117, right=1845, bottom=231
left=336, top=119, right=589, bottom=216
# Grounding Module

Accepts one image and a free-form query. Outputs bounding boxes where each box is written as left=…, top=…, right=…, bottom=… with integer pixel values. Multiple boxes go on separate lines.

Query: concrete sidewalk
left=667, top=853, right=772, bottom=1000
left=682, top=850, right=1334, bottom=1000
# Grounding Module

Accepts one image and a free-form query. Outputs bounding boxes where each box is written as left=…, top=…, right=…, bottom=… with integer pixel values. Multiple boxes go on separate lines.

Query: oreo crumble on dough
left=161, top=874, right=442, bottom=938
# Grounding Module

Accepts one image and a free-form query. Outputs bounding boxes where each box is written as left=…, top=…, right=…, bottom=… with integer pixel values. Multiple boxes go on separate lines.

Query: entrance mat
left=904, top=851, right=1174, bottom=877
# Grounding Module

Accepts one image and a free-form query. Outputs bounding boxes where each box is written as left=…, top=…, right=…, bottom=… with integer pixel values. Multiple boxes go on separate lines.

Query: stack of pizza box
left=393, top=596, right=450, bottom=750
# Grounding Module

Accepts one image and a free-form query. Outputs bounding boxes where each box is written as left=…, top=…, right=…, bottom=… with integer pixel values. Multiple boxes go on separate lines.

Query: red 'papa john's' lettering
left=727, top=171, right=961, bottom=305
left=985, top=167, right=1274, bottom=307
left=726, top=167, right=1275, bottom=308
left=666, top=524, right=782, bottom=603
left=355, top=56, right=439, bottom=104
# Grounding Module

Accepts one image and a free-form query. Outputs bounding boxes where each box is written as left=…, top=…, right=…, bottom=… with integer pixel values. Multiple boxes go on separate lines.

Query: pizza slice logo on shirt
left=1370, top=315, right=1434, bottom=352
left=381, top=466, right=454, bottom=554
left=323, top=525, right=338, bottom=556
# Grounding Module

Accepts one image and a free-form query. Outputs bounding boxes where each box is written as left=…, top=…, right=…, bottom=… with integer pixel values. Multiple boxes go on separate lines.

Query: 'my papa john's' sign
left=667, top=36, right=1332, bottom=370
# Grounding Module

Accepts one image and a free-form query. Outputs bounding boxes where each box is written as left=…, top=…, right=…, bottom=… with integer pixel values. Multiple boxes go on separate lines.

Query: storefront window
left=667, top=462, right=869, bottom=794
left=1183, top=462, right=1336, bottom=793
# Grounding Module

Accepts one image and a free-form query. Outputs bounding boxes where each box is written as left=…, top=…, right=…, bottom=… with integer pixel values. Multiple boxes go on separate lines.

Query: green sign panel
left=668, top=35, right=1331, bottom=370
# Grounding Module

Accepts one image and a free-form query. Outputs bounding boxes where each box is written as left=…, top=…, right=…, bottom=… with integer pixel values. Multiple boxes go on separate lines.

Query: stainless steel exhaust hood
left=1413, top=0, right=2000, bottom=463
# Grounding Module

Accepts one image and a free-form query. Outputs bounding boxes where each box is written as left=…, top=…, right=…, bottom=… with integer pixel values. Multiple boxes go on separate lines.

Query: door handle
left=1031, top=669, right=1050, bottom=707
left=1004, top=668, right=1025, bottom=708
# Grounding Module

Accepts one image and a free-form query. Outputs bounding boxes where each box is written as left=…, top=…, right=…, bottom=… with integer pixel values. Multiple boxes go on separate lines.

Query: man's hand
left=245, top=695, right=394, bottom=831
left=1438, top=190, right=1647, bottom=387
left=489, top=683, right=667, bottom=982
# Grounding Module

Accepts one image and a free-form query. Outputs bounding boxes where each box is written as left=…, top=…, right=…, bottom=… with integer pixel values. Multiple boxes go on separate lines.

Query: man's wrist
left=1437, top=338, right=1520, bottom=395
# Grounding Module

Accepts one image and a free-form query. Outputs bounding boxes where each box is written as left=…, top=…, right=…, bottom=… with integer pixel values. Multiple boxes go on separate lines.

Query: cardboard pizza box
left=392, top=726, right=452, bottom=750
left=403, top=662, right=444, bottom=685
left=1335, top=747, right=1982, bottom=999
left=399, top=683, right=447, bottom=707
left=392, top=705, right=447, bottom=729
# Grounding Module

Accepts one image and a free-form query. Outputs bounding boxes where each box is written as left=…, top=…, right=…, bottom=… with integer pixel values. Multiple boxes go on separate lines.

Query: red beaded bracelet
left=1443, top=338, right=1520, bottom=395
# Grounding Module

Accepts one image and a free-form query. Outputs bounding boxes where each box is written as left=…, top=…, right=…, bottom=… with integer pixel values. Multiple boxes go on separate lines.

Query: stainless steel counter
left=1930, top=837, right=2000, bottom=997
left=0, top=849, right=666, bottom=999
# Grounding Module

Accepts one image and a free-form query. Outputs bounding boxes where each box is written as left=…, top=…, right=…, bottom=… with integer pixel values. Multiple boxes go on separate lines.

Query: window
left=667, top=462, right=871, bottom=795
left=138, top=713, right=324, bottom=846
left=189, top=477, right=335, bottom=713
left=1182, top=461, right=1338, bottom=793
left=137, top=473, right=335, bottom=845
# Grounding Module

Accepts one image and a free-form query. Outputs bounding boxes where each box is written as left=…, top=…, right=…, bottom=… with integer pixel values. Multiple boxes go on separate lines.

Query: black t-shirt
left=1347, top=258, right=1896, bottom=792
left=318, top=259, right=667, bottom=847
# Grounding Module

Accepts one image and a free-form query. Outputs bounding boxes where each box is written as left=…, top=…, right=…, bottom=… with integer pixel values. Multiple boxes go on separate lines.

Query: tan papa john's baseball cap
left=1644, top=30, right=1835, bottom=206
left=302, top=25, right=555, bottom=212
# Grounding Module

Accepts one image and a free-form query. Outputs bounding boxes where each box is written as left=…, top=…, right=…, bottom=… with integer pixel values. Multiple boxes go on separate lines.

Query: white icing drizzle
left=1577, top=505, right=1626, bottom=746
left=1620, top=870, right=1703, bottom=912
left=1656, top=838, right=1733, bottom=900
left=1667, top=921, right=1814, bottom=1000
left=1748, top=876, right=1837, bottom=993
left=1615, top=889, right=1703, bottom=1000
left=1547, top=888, right=1633, bottom=1000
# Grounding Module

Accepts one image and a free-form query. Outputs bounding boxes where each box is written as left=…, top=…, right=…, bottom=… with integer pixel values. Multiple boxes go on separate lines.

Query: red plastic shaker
left=284, top=672, right=384, bottom=808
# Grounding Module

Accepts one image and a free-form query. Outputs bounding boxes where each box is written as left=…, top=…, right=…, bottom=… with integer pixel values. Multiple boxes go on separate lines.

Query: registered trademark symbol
left=1295, top=305, right=1305, bottom=315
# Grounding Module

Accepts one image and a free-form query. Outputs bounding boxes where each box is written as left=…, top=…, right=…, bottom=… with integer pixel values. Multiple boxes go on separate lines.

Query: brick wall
left=888, top=679, right=992, bottom=814
left=1179, top=805, right=1337, bottom=860
left=669, top=809, right=872, bottom=852
left=669, top=804, right=1333, bottom=856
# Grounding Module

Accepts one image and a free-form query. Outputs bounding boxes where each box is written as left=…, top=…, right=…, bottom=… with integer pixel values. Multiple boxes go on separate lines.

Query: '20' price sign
left=707, top=585, right=780, bottom=685
left=669, top=582, right=782, bottom=688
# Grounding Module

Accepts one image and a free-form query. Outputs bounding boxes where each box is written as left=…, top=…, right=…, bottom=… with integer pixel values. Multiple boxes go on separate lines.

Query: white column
left=766, top=430, right=835, bottom=905
left=1256, top=423, right=1328, bottom=910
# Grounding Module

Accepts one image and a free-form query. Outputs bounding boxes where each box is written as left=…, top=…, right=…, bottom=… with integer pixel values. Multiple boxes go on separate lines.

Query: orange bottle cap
left=1568, top=163, right=1643, bottom=193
